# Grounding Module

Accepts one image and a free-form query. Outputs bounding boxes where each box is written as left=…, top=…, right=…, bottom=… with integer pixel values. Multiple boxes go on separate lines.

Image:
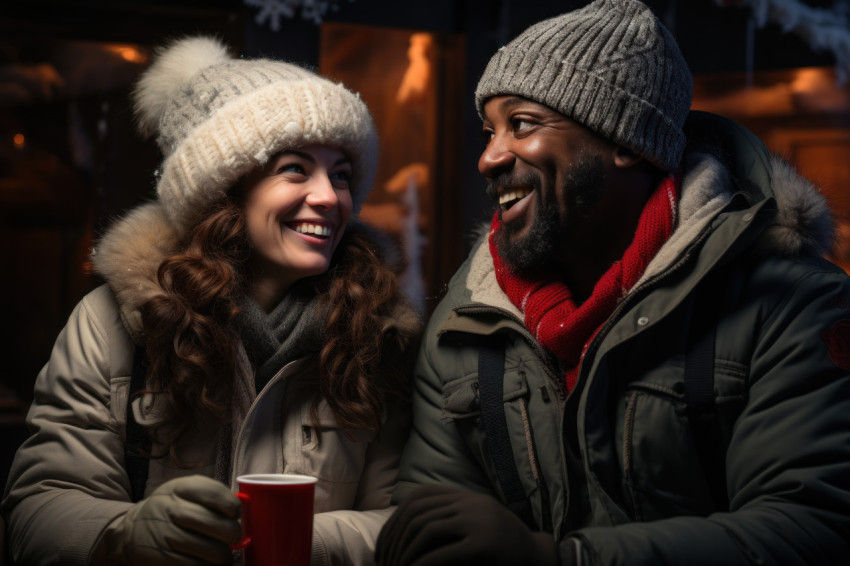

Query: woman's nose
left=305, top=173, right=339, bottom=209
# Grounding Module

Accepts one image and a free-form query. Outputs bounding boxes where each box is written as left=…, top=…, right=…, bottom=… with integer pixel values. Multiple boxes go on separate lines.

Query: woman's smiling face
left=243, top=144, right=353, bottom=303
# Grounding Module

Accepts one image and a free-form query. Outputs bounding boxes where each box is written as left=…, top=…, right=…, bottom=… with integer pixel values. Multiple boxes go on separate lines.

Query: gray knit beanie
left=475, top=0, right=692, bottom=171
left=132, top=36, right=378, bottom=233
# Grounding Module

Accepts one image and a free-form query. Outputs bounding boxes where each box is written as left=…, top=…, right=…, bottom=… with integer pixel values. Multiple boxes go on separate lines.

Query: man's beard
left=489, top=155, right=606, bottom=274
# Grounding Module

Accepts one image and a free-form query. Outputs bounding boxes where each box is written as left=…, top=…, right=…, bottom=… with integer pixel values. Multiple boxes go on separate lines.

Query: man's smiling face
left=479, top=95, right=613, bottom=273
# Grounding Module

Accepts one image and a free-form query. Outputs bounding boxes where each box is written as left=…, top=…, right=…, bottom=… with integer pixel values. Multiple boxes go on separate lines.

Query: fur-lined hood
left=677, top=111, right=833, bottom=258
left=91, top=201, right=417, bottom=344
left=91, top=202, right=176, bottom=342
left=639, top=136, right=834, bottom=287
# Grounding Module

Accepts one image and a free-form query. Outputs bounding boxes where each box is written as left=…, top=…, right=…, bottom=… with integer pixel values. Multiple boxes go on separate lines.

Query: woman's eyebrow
left=280, top=149, right=315, bottom=162
left=279, top=151, right=350, bottom=168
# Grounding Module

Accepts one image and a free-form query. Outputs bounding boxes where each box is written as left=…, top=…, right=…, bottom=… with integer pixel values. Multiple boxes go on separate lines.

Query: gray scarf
left=238, top=283, right=324, bottom=393
left=215, top=284, right=324, bottom=484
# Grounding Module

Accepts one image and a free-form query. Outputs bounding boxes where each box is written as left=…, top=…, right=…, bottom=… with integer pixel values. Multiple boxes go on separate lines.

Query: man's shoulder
left=431, top=236, right=489, bottom=307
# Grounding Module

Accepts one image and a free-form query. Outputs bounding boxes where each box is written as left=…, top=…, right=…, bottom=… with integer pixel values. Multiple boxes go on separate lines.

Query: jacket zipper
left=229, top=361, right=299, bottom=486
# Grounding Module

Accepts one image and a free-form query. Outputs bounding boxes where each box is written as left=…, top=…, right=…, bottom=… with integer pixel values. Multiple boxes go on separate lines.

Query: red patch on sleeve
left=822, top=319, right=850, bottom=371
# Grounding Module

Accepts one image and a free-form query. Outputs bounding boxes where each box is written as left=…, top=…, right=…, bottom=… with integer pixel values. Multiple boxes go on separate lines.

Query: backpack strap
left=478, top=335, right=539, bottom=530
left=684, top=278, right=728, bottom=512
left=125, top=344, right=151, bottom=503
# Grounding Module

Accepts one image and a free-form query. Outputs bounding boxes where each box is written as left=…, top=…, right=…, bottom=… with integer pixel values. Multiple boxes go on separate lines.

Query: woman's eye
left=480, top=129, right=494, bottom=143
left=276, top=162, right=305, bottom=175
left=331, top=170, right=352, bottom=188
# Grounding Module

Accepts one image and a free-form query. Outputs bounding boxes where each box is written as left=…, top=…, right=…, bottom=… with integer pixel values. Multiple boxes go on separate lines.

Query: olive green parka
left=394, top=112, right=850, bottom=565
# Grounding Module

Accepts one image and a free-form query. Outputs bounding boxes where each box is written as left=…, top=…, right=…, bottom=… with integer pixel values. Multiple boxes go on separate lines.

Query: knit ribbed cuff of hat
left=476, top=54, right=685, bottom=172
left=157, top=80, right=377, bottom=233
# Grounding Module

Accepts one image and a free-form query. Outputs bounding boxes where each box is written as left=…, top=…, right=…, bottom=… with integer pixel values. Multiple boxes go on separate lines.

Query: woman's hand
left=102, top=475, right=242, bottom=565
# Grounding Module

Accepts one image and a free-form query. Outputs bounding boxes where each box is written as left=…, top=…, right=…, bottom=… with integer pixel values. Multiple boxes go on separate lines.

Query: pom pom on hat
left=132, top=35, right=378, bottom=234
left=133, top=36, right=231, bottom=138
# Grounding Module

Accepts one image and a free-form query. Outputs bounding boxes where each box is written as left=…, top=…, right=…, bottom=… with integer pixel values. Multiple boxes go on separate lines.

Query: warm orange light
left=13, top=133, right=25, bottom=150
left=396, top=33, right=433, bottom=104
left=105, top=44, right=147, bottom=64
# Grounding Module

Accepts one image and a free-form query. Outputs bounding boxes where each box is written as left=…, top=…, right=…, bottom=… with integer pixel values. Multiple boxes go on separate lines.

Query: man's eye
left=480, top=130, right=494, bottom=143
left=511, top=118, right=533, bottom=132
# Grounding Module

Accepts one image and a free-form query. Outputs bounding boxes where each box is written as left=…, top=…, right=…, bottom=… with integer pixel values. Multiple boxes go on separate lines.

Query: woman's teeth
left=499, top=189, right=531, bottom=210
left=293, top=223, right=331, bottom=238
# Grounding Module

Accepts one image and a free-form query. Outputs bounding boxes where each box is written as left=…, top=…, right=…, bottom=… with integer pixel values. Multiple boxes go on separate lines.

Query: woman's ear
left=613, top=146, right=644, bottom=168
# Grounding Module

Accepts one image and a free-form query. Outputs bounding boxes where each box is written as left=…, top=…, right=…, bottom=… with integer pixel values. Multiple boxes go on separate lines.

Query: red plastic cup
left=231, top=473, right=318, bottom=566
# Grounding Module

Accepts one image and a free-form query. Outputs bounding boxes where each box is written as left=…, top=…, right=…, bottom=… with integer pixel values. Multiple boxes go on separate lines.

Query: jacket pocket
left=440, top=370, right=543, bottom=518
left=297, top=399, right=374, bottom=485
left=441, top=375, right=481, bottom=421
left=295, top=399, right=377, bottom=512
left=621, top=360, right=747, bottom=521
left=441, top=371, right=531, bottom=419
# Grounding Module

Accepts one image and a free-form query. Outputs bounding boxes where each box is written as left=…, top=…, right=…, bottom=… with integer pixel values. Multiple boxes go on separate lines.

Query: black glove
left=375, top=484, right=558, bottom=566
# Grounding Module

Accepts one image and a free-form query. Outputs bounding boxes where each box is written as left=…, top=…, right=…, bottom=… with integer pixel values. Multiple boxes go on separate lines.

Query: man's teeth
left=499, top=189, right=531, bottom=207
left=293, top=223, right=331, bottom=237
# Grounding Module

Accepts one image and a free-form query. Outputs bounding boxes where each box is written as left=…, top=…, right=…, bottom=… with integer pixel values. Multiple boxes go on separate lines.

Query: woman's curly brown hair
left=314, top=225, right=414, bottom=432
left=138, top=195, right=417, bottom=454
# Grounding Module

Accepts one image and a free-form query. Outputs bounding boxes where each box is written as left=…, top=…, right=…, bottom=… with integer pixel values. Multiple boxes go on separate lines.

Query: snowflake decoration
left=718, top=0, right=850, bottom=83
left=244, top=0, right=353, bottom=29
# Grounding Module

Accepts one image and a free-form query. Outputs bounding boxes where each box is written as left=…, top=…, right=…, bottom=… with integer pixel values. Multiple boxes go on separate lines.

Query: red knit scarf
left=490, top=174, right=680, bottom=392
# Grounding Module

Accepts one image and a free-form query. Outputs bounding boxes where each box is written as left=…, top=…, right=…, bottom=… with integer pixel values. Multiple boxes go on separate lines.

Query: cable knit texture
left=133, top=36, right=378, bottom=233
left=475, top=0, right=692, bottom=171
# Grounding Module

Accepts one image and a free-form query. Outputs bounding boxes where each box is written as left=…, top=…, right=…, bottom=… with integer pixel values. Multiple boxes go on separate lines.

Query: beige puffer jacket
left=2, top=202, right=421, bottom=566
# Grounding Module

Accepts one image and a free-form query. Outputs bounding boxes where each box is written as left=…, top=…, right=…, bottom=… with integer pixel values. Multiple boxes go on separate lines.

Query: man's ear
left=613, top=146, right=643, bottom=168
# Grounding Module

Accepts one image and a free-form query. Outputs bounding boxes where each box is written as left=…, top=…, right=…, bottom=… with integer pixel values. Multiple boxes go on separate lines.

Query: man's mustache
left=485, top=172, right=542, bottom=202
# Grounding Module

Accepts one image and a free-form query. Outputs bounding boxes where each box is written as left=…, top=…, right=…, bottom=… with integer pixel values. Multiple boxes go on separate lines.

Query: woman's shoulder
left=77, top=284, right=137, bottom=368
left=79, top=284, right=134, bottom=336
left=71, top=284, right=121, bottom=338
left=36, top=284, right=135, bottom=404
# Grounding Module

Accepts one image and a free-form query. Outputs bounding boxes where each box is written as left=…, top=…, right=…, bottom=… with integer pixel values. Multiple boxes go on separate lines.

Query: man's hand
left=101, top=475, right=242, bottom=565
left=375, top=484, right=558, bottom=566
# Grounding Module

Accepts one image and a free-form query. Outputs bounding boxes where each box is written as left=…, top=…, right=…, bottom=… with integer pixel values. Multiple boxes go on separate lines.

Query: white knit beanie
left=133, top=36, right=378, bottom=233
left=475, top=0, right=692, bottom=171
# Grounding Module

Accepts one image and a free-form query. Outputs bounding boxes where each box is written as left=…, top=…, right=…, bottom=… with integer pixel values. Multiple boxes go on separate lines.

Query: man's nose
left=478, top=136, right=515, bottom=179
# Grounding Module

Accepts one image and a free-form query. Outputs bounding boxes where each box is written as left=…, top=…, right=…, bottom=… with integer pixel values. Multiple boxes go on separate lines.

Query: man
left=375, top=0, right=850, bottom=564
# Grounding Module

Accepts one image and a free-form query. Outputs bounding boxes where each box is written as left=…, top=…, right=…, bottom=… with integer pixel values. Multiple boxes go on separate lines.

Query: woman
left=2, top=36, right=420, bottom=566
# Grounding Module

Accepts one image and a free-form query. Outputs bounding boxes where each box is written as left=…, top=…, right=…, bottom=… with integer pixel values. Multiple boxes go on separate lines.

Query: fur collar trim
left=92, top=202, right=177, bottom=341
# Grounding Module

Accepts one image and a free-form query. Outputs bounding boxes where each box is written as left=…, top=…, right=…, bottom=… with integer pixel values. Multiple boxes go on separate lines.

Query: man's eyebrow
left=498, top=96, right=531, bottom=111
left=482, top=96, right=531, bottom=122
